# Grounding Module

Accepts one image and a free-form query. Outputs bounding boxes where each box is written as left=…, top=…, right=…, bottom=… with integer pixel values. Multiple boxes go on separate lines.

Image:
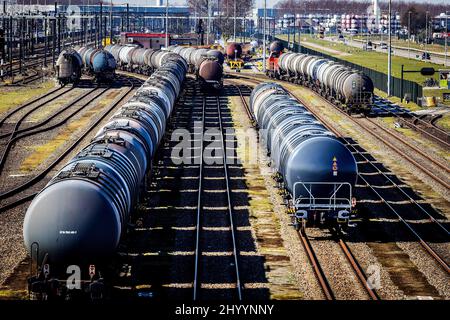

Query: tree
left=187, top=0, right=254, bottom=41
left=401, top=6, right=426, bottom=35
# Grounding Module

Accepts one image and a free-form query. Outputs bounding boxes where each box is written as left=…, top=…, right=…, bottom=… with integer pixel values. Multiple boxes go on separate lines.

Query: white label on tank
left=59, top=230, right=78, bottom=234
left=332, top=156, right=338, bottom=176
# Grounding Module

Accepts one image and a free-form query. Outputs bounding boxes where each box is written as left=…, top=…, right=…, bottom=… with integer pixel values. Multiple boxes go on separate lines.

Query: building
left=120, top=32, right=168, bottom=49
left=57, top=4, right=192, bottom=35
left=433, top=13, right=450, bottom=33
left=120, top=32, right=201, bottom=48
left=252, top=8, right=401, bottom=35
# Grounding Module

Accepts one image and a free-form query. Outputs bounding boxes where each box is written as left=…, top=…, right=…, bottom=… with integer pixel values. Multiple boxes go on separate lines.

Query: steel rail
left=297, top=230, right=335, bottom=300
left=338, top=238, right=380, bottom=300
left=291, top=90, right=450, bottom=274
left=217, top=95, right=243, bottom=301
left=365, top=117, right=449, bottom=174
left=0, top=79, right=135, bottom=204
left=0, top=85, right=68, bottom=128
left=0, top=87, right=104, bottom=177
left=193, top=95, right=206, bottom=301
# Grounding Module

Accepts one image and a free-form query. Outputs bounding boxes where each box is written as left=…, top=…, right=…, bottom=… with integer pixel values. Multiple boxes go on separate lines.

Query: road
left=324, top=36, right=449, bottom=67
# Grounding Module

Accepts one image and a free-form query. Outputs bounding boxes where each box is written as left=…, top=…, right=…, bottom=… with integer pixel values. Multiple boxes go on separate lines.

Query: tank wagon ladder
left=291, top=89, right=450, bottom=275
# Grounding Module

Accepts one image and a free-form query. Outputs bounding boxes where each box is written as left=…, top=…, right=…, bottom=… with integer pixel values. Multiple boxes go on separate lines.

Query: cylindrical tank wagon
left=226, top=42, right=242, bottom=59
left=55, top=49, right=83, bottom=85
left=267, top=41, right=374, bottom=113
left=23, top=50, right=188, bottom=294
left=77, top=46, right=117, bottom=82
left=251, top=82, right=358, bottom=230
left=269, top=40, right=284, bottom=56
left=168, top=46, right=224, bottom=90
left=103, top=44, right=188, bottom=77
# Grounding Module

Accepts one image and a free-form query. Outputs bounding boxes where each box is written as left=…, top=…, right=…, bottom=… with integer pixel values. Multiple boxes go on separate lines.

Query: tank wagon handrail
left=293, top=182, right=353, bottom=211
left=250, top=81, right=358, bottom=229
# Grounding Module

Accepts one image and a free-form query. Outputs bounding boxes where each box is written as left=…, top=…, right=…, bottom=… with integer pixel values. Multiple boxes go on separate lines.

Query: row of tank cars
left=56, top=47, right=117, bottom=85
left=24, top=48, right=187, bottom=300
left=266, top=40, right=374, bottom=114
left=167, top=45, right=224, bottom=89
left=251, top=82, right=358, bottom=231
left=56, top=44, right=225, bottom=90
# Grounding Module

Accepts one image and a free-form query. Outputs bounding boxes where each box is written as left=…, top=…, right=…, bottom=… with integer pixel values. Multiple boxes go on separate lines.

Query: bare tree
left=187, top=0, right=254, bottom=40
left=275, top=0, right=448, bottom=18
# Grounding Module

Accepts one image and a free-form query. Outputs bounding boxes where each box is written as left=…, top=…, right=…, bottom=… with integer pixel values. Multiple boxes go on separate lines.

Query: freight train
left=250, top=82, right=358, bottom=230
left=76, top=46, right=117, bottom=83
left=167, top=46, right=224, bottom=90
left=104, top=44, right=187, bottom=77
left=266, top=42, right=374, bottom=114
left=55, top=49, right=83, bottom=85
left=23, top=51, right=187, bottom=300
left=225, top=42, right=244, bottom=71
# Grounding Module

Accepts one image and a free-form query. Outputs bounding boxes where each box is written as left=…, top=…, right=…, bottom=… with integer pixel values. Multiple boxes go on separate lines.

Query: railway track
left=113, top=78, right=270, bottom=300
left=374, top=102, right=450, bottom=149
left=0, top=85, right=69, bottom=128
left=229, top=79, right=381, bottom=300
left=285, top=87, right=450, bottom=275
left=297, top=230, right=335, bottom=300
left=233, top=74, right=450, bottom=191
left=340, top=111, right=449, bottom=191
left=0, top=76, right=137, bottom=212
left=0, top=86, right=102, bottom=176
left=2, top=40, right=95, bottom=85
left=193, top=94, right=243, bottom=300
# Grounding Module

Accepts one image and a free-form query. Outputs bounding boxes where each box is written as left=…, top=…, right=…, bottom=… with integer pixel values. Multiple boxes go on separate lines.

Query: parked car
left=363, top=40, right=373, bottom=51
left=380, top=42, right=388, bottom=50
left=422, top=52, right=431, bottom=60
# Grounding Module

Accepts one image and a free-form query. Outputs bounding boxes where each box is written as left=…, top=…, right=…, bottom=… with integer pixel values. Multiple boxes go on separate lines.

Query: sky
left=113, top=0, right=450, bottom=8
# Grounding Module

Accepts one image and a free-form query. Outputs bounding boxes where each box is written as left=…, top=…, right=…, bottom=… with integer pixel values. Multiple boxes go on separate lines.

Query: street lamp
left=206, top=0, right=211, bottom=45
left=408, top=11, right=411, bottom=59
left=425, top=10, right=428, bottom=48
left=387, top=0, right=392, bottom=97
left=263, top=0, right=266, bottom=73
left=445, top=12, right=448, bottom=67
left=165, top=0, right=169, bottom=48
left=233, top=0, right=236, bottom=41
